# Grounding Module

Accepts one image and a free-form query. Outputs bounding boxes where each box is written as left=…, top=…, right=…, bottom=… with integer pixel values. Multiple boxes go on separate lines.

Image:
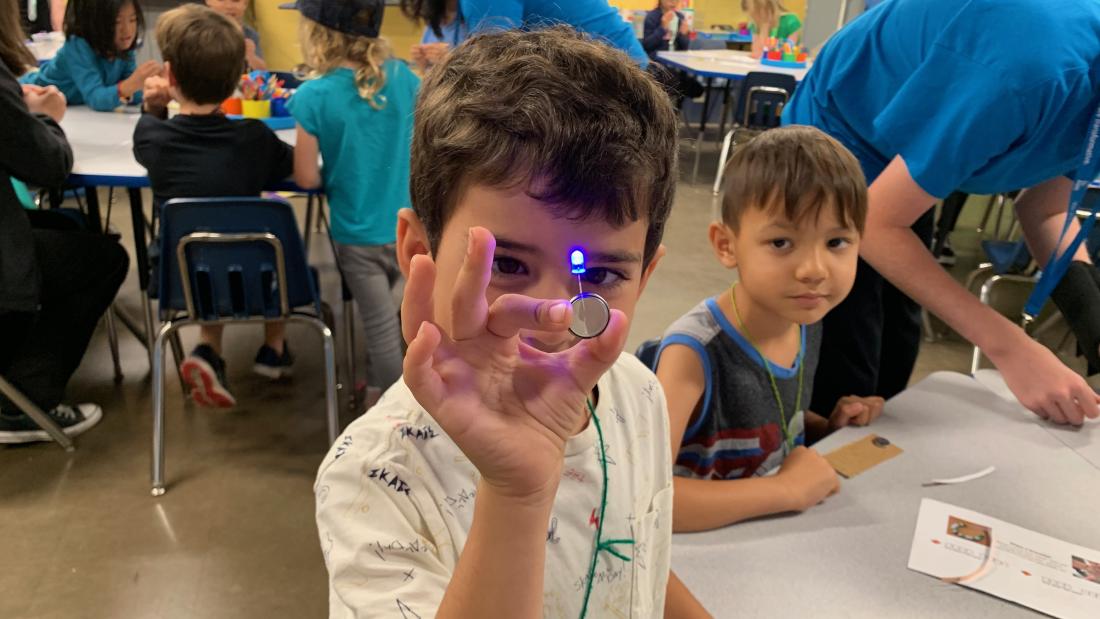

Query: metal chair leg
left=0, top=375, right=74, bottom=451
left=168, top=330, right=187, bottom=395
left=304, top=194, right=315, bottom=255
left=290, top=315, right=340, bottom=444
left=343, top=298, right=357, bottom=411
left=712, top=128, right=736, bottom=196
left=141, top=292, right=156, bottom=370
left=151, top=320, right=181, bottom=496
left=105, top=307, right=123, bottom=383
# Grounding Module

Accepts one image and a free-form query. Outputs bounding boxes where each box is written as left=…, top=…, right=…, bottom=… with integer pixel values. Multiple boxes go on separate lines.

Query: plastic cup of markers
left=782, top=52, right=796, bottom=62
left=241, top=99, right=271, bottom=119
left=221, top=97, right=242, bottom=115
left=270, top=96, right=290, bottom=117
left=767, top=50, right=783, bottom=61
left=796, top=52, right=808, bottom=62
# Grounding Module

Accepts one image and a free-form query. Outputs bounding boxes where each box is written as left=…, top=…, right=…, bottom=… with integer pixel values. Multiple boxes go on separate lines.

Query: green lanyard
left=729, top=283, right=801, bottom=452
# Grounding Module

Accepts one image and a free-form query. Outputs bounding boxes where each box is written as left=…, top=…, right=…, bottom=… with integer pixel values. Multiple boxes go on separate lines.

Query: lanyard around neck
left=1023, top=104, right=1100, bottom=321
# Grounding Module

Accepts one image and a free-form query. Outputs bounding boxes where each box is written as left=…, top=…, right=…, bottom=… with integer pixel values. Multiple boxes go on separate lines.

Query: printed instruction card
left=908, top=499, right=1100, bottom=619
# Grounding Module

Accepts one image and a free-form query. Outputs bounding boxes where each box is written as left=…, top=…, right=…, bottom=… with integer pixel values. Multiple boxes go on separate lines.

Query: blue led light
left=570, top=249, right=586, bottom=275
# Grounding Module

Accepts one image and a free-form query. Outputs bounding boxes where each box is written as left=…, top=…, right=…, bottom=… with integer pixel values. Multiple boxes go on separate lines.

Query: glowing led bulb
left=570, top=249, right=586, bottom=275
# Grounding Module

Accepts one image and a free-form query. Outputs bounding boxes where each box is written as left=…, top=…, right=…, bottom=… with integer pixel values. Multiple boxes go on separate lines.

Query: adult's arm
left=861, top=156, right=1099, bottom=424
left=0, top=66, right=72, bottom=187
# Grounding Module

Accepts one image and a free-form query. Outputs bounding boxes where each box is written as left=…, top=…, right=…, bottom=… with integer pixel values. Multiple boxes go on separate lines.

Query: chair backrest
left=733, top=71, right=797, bottom=130
left=634, top=338, right=662, bottom=371
left=690, top=38, right=728, bottom=51
left=157, top=197, right=318, bottom=321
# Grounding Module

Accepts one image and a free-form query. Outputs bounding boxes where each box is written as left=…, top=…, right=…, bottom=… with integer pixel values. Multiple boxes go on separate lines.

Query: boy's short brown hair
left=410, top=26, right=678, bottom=268
left=721, top=125, right=867, bottom=234
left=156, top=4, right=244, bottom=105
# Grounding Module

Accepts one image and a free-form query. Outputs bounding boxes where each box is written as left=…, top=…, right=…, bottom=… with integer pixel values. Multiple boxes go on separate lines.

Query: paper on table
left=922, top=466, right=996, bottom=487
left=908, top=498, right=1100, bottom=619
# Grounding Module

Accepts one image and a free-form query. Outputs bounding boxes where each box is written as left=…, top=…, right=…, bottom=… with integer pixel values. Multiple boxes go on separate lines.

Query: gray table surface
left=671, top=371, right=1100, bottom=618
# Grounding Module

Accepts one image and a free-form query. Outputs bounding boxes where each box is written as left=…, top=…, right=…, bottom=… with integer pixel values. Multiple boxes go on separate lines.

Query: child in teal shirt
left=21, top=0, right=161, bottom=111
left=290, top=0, right=420, bottom=391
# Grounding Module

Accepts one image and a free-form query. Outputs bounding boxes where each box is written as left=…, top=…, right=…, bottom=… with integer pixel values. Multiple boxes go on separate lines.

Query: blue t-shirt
left=784, top=0, right=1100, bottom=197
left=459, top=0, right=647, bottom=66
left=421, top=17, right=469, bottom=46
left=288, top=61, right=420, bottom=245
left=20, top=36, right=141, bottom=111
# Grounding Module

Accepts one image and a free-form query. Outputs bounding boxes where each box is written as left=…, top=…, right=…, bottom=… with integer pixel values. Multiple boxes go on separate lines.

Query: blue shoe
left=181, top=345, right=235, bottom=408
left=253, top=343, right=294, bottom=380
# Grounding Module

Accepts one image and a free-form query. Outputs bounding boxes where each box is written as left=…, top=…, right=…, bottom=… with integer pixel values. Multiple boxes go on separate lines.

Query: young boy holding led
left=314, top=26, right=710, bottom=618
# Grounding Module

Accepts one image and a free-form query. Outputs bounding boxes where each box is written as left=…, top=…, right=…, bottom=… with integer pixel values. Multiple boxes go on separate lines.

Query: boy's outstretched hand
left=829, top=395, right=885, bottom=430
left=401, top=227, right=629, bottom=504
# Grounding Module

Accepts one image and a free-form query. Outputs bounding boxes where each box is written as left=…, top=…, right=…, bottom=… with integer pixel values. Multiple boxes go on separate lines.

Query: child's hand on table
left=141, top=75, right=171, bottom=113
left=775, top=445, right=839, bottom=512
left=23, top=84, right=67, bottom=122
left=245, top=39, right=267, bottom=72
left=828, top=395, right=885, bottom=430
left=400, top=227, right=628, bottom=504
left=421, top=42, right=450, bottom=66
left=119, top=60, right=163, bottom=101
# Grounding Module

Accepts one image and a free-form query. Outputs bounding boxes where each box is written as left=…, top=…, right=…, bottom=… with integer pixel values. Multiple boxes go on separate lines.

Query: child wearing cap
left=289, top=0, right=419, bottom=392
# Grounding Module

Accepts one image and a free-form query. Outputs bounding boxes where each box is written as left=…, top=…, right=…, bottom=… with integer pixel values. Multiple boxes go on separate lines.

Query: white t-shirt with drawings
left=315, top=353, right=673, bottom=618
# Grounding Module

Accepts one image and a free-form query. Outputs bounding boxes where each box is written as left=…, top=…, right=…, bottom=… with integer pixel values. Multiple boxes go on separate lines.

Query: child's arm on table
left=402, top=227, right=628, bottom=618
left=292, top=125, right=322, bottom=190
left=665, top=570, right=712, bottom=618
left=804, top=395, right=885, bottom=443
left=657, top=344, right=839, bottom=533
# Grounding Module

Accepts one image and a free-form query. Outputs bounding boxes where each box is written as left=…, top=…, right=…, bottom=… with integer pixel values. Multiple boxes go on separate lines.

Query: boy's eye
left=581, top=268, right=625, bottom=287
left=769, top=239, right=792, bottom=250
left=827, top=237, right=852, bottom=249
left=491, top=256, right=528, bottom=277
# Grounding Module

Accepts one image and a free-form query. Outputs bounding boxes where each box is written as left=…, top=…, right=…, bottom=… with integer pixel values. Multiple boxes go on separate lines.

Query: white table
left=655, top=50, right=810, bottom=184
left=671, top=371, right=1100, bottom=618
left=656, top=49, right=810, bottom=82
left=57, top=106, right=301, bottom=362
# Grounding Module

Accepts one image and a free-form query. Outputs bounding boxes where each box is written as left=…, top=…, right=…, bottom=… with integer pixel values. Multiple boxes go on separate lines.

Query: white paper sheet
left=908, top=499, right=1100, bottom=619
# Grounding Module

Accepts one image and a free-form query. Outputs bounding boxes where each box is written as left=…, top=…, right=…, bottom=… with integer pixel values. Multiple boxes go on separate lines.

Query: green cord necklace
left=578, top=398, right=634, bottom=619
left=729, top=283, right=801, bottom=453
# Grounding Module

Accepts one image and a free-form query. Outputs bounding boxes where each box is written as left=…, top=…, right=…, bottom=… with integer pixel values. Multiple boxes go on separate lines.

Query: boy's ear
left=636, top=243, right=666, bottom=298
left=396, top=208, right=431, bottom=278
left=164, top=61, right=177, bottom=87
left=709, top=221, right=739, bottom=269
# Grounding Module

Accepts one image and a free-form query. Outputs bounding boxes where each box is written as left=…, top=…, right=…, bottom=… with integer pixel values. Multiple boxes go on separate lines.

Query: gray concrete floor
left=0, top=145, right=1083, bottom=618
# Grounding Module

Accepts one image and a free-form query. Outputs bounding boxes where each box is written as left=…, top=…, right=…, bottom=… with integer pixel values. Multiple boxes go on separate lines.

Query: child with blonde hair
left=743, top=0, right=802, bottom=58
left=289, top=0, right=420, bottom=392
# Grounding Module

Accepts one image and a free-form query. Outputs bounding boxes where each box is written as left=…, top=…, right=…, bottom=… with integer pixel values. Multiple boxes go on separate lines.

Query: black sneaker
left=0, top=403, right=103, bottom=444
left=253, top=343, right=294, bottom=380
left=180, top=344, right=236, bottom=408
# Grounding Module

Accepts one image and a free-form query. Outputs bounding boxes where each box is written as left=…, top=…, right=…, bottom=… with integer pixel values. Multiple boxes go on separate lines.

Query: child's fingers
left=402, top=321, right=446, bottom=411
left=566, top=309, right=629, bottom=390
left=401, top=254, right=437, bottom=345
left=486, top=294, right=571, bottom=339
left=450, top=227, right=494, bottom=341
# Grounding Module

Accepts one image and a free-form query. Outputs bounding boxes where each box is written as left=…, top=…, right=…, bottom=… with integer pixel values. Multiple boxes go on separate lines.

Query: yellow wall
left=254, top=1, right=424, bottom=72
left=255, top=0, right=809, bottom=71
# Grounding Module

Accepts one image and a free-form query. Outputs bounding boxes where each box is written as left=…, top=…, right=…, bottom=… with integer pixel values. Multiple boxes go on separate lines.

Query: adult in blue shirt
left=399, top=0, right=647, bottom=66
left=784, top=0, right=1100, bottom=425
